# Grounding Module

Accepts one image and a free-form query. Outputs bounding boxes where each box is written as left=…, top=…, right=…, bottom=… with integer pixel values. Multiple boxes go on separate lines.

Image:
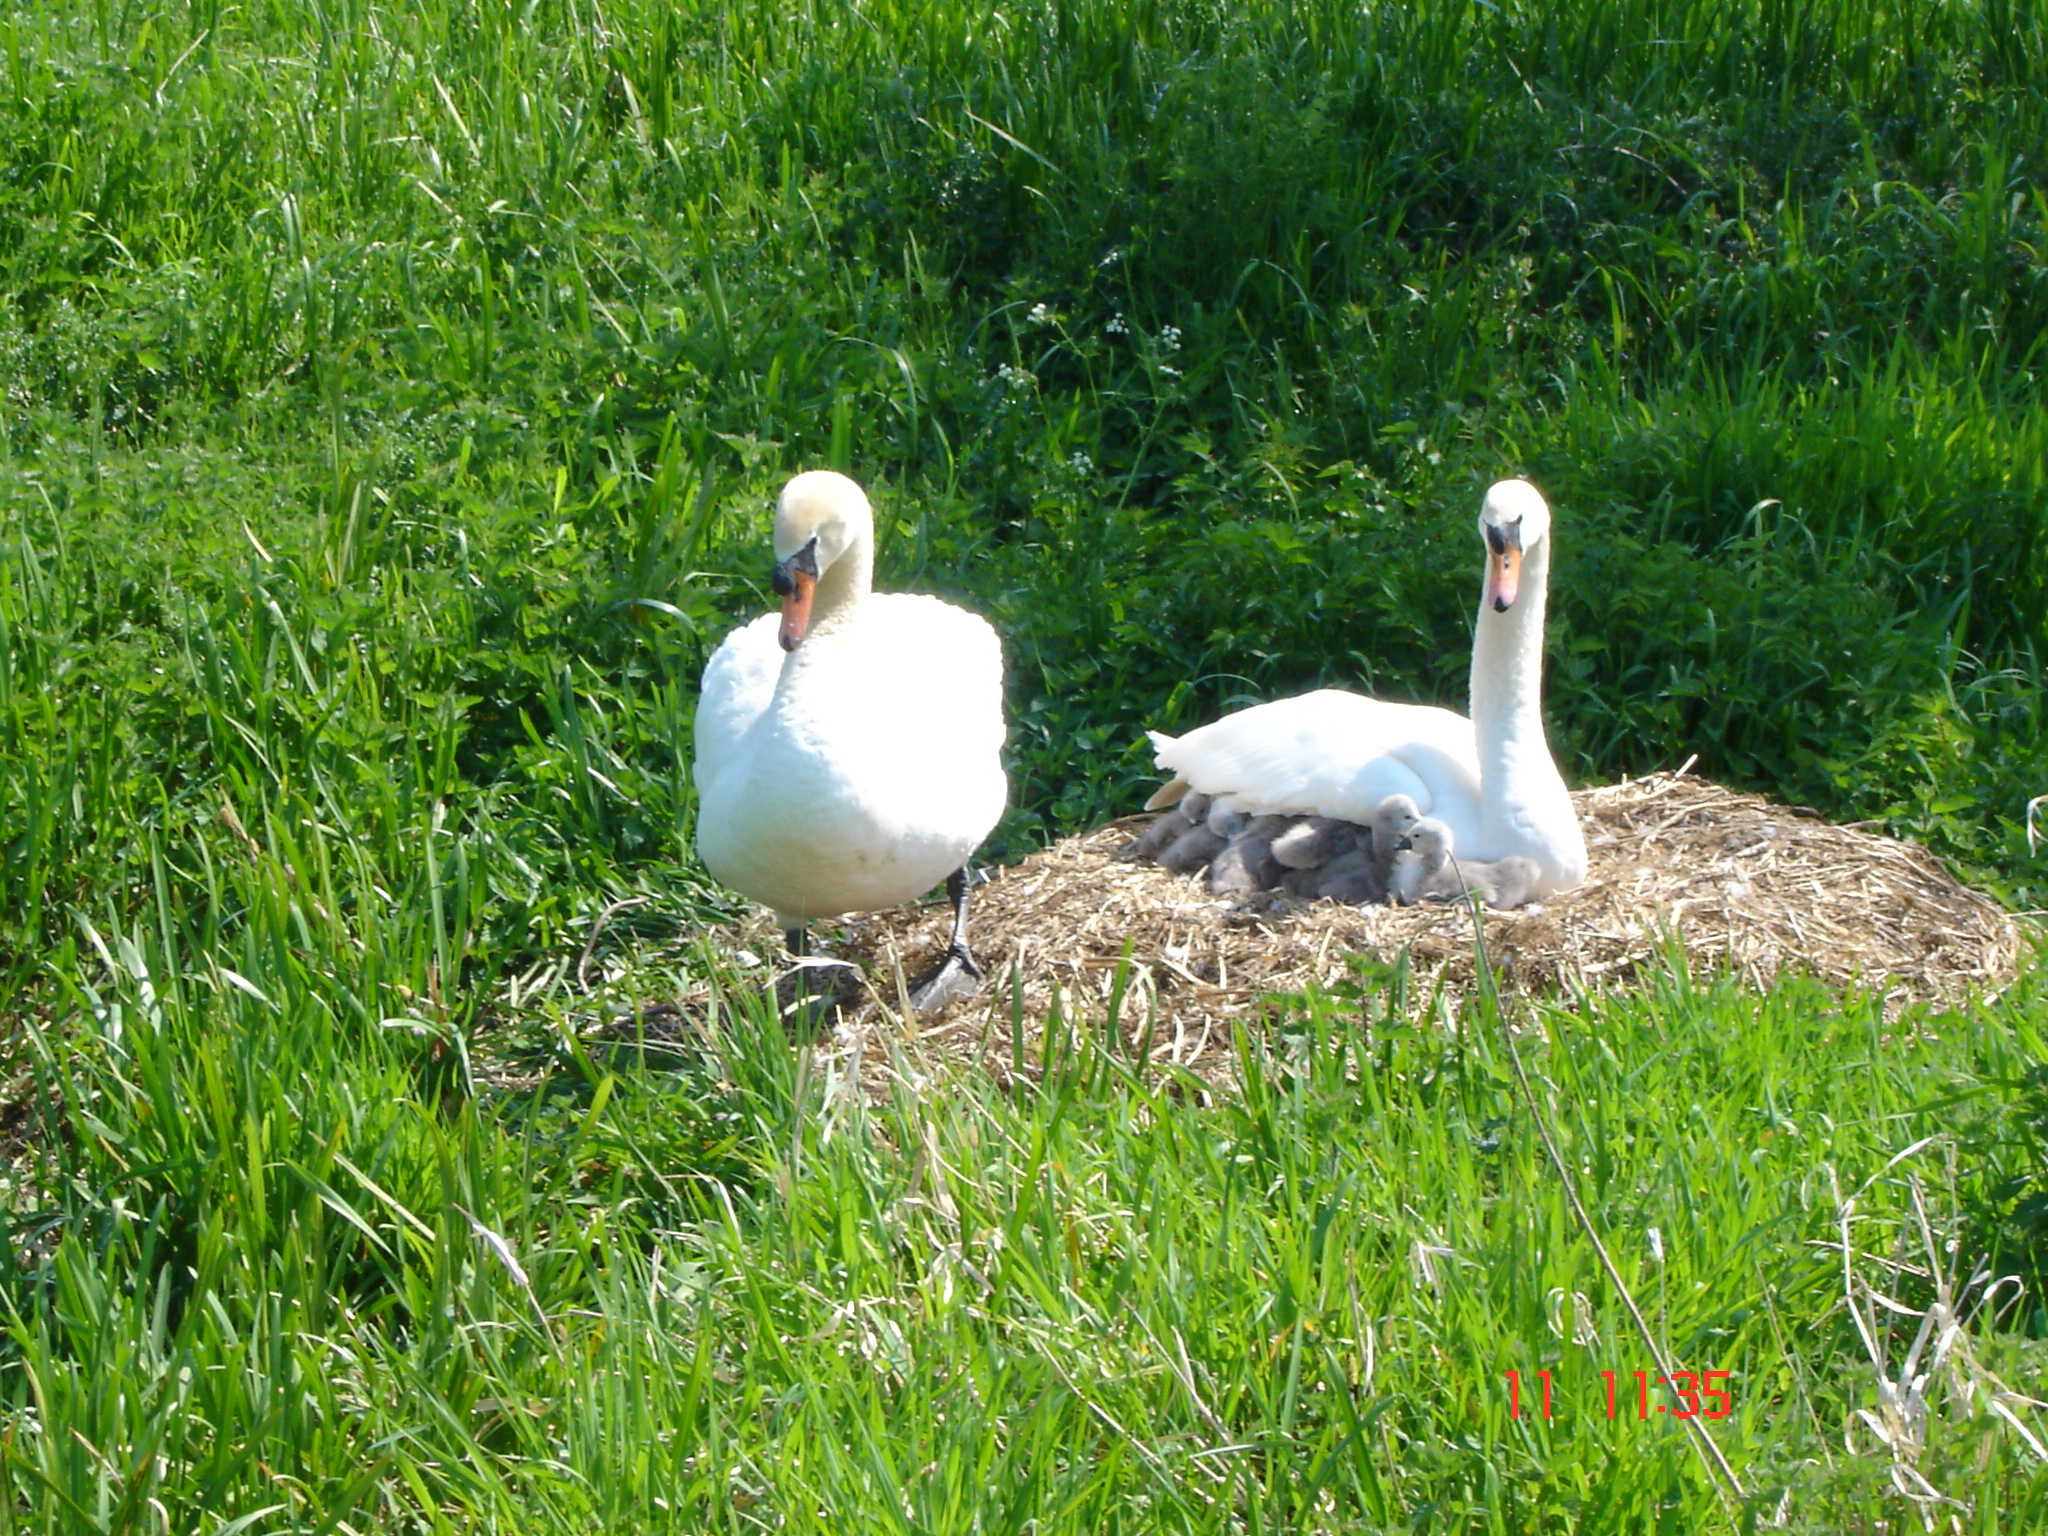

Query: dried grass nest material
left=817, top=768, right=2021, bottom=1074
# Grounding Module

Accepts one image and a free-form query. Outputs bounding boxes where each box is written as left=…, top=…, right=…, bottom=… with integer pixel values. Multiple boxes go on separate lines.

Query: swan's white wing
left=693, top=612, right=784, bottom=795
left=1149, top=688, right=1483, bottom=829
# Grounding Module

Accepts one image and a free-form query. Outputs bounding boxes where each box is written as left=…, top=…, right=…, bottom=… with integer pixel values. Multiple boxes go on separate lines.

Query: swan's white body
left=694, top=472, right=1007, bottom=925
left=1146, top=480, right=1585, bottom=899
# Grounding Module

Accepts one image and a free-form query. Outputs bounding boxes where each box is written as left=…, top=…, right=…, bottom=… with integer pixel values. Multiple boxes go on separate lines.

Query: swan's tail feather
left=1142, top=731, right=1189, bottom=810
left=1143, top=775, right=1190, bottom=812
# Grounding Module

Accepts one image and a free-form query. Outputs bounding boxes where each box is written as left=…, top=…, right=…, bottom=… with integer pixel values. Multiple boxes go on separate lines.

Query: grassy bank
left=10, top=929, right=2048, bottom=1531
left=1, top=0, right=2045, bottom=1528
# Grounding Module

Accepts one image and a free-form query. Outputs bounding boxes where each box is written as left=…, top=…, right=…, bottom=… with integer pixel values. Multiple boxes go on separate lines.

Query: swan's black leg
left=907, top=865, right=984, bottom=1012
left=775, top=922, right=855, bottom=1027
left=778, top=922, right=815, bottom=1020
left=777, top=922, right=828, bottom=1026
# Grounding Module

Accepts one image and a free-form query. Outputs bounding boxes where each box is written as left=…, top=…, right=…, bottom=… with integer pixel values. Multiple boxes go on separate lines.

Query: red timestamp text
left=1503, top=1369, right=1735, bottom=1419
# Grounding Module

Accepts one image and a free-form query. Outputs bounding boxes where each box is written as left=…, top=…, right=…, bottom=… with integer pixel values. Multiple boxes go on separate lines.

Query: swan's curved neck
left=1469, top=537, right=1555, bottom=803
left=806, top=531, right=874, bottom=639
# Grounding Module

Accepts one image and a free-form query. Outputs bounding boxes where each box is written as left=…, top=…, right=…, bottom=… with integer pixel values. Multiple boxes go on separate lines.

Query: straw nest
left=747, top=765, right=2021, bottom=1086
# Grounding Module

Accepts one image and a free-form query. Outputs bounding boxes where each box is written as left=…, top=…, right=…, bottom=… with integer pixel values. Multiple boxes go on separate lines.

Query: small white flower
left=1027, top=302, right=1052, bottom=325
left=1159, top=324, right=1181, bottom=350
left=1105, top=312, right=1128, bottom=335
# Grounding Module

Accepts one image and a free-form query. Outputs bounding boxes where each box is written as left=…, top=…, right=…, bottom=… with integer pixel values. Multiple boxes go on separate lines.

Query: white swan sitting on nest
left=1143, top=479, right=1585, bottom=901
left=694, top=470, right=1008, bottom=1009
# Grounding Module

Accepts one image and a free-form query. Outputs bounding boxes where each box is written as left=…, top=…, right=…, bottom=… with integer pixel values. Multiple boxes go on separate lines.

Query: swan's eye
left=772, top=536, right=821, bottom=595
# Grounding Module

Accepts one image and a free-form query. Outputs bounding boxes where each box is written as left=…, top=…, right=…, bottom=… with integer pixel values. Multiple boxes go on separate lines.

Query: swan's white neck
left=1469, top=537, right=1564, bottom=836
left=780, top=514, right=876, bottom=663
left=806, top=535, right=873, bottom=639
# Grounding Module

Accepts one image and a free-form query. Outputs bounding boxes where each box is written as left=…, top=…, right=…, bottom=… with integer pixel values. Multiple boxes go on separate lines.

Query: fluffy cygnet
left=1158, top=823, right=1227, bottom=875
left=1391, top=818, right=1542, bottom=909
left=1271, top=817, right=1361, bottom=870
left=1208, top=813, right=1294, bottom=894
left=1368, top=793, right=1422, bottom=860
left=1309, top=846, right=1386, bottom=903
left=1273, top=794, right=1426, bottom=905
left=1205, top=802, right=1248, bottom=840
left=1121, top=804, right=1194, bottom=862
left=1123, top=788, right=1224, bottom=870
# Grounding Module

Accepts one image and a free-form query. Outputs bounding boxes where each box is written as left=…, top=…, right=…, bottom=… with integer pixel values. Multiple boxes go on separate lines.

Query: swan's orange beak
left=773, top=539, right=821, bottom=651
left=777, top=570, right=816, bottom=650
left=1484, top=520, right=1523, bottom=612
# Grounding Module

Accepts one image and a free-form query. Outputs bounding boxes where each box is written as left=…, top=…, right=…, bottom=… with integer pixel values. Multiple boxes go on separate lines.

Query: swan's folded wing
left=1148, top=689, right=1481, bottom=823
left=693, top=613, right=784, bottom=791
left=1142, top=772, right=1191, bottom=812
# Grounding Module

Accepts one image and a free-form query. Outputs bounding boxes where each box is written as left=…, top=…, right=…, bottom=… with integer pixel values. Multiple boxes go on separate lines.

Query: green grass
left=2, top=0, right=2046, bottom=1528
left=9, top=919, right=2048, bottom=1531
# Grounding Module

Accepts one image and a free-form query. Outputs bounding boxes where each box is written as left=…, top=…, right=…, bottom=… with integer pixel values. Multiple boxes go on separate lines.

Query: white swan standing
left=694, top=471, right=1007, bottom=1008
left=1143, top=479, right=1585, bottom=900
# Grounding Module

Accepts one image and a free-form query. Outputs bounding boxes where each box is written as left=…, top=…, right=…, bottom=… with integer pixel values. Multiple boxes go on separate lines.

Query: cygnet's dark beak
left=1484, top=518, right=1524, bottom=612
left=1392, top=832, right=1415, bottom=853
left=773, top=537, right=821, bottom=651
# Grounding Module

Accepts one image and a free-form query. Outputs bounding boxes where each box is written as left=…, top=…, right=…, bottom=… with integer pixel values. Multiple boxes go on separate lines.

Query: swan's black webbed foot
left=904, top=865, right=985, bottom=1013
left=906, top=944, right=984, bottom=1012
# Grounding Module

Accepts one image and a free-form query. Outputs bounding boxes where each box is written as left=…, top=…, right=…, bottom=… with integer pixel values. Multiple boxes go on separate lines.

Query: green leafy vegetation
left=1, top=0, right=2044, bottom=1528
